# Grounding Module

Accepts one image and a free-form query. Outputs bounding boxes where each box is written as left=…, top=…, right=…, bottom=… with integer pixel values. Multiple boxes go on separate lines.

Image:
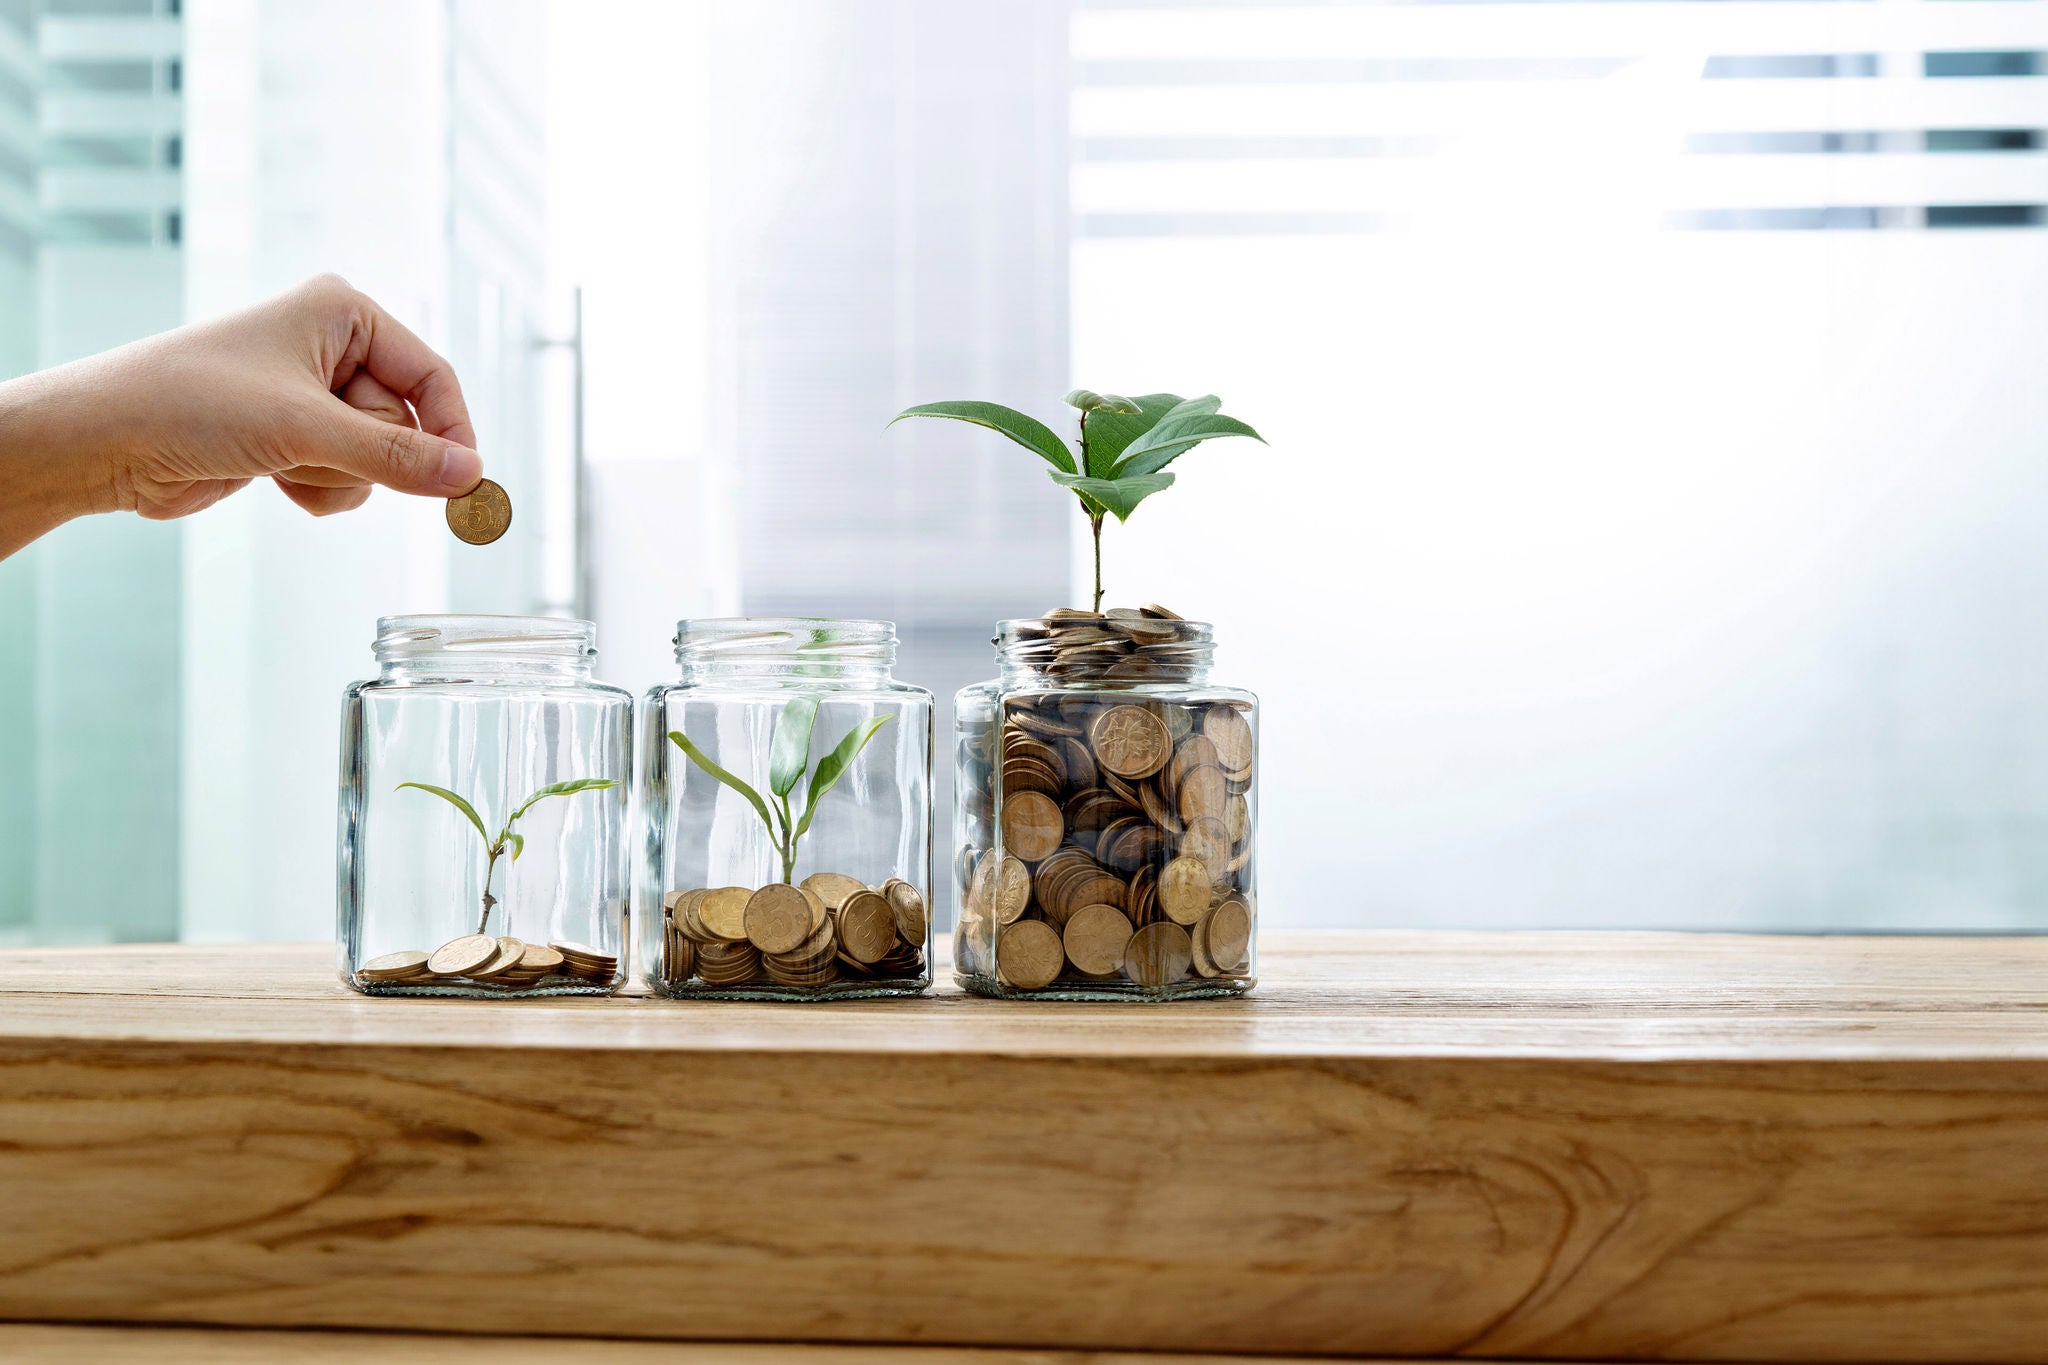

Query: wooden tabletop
left=5, top=931, right=2047, bottom=1057
left=4, top=933, right=2047, bottom=1362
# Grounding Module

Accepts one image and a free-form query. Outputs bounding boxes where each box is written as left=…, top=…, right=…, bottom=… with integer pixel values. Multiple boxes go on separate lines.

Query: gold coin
left=358, top=950, right=431, bottom=980
left=971, top=851, right=1032, bottom=925
left=1157, top=855, right=1213, bottom=926
left=744, top=883, right=812, bottom=956
left=699, top=886, right=753, bottom=942
left=997, top=919, right=1064, bottom=991
left=445, top=476, right=512, bottom=546
left=799, top=883, right=829, bottom=934
left=1063, top=903, right=1134, bottom=977
left=1089, top=705, right=1170, bottom=780
left=1000, top=789, right=1064, bottom=862
left=473, top=936, right=528, bottom=980
left=800, top=871, right=867, bottom=912
left=1124, top=921, right=1193, bottom=988
left=1224, top=793, right=1252, bottom=846
left=1179, top=817, right=1233, bottom=884
left=1206, top=897, right=1253, bottom=974
left=1176, top=764, right=1229, bottom=823
left=517, top=943, right=565, bottom=977
left=836, top=890, right=897, bottom=964
left=882, top=878, right=928, bottom=945
left=427, top=933, right=498, bottom=977
left=1202, top=705, right=1255, bottom=775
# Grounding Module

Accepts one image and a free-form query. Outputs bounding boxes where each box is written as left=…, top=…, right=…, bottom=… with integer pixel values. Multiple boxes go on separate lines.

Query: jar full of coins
left=338, top=616, right=633, bottom=996
left=641, top=618, right=934, bottom=999
left=954, top=608, right=1256, bottom=999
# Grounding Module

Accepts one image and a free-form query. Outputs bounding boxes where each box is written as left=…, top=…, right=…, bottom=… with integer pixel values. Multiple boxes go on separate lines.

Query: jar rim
left=374, top=614, right=596, bottom=662
left=674, top=617, right=897, bottom=665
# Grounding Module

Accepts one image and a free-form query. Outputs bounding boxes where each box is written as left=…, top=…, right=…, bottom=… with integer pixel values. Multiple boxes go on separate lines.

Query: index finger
left=340, top=296, right=478, bottom=451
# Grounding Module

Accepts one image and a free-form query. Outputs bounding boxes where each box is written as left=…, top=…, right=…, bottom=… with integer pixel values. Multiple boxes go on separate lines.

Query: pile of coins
left=956, top=605, right=1255, bottom=996
left=356, top=932, right=619, bottom=992
left=660, top=873, right=928, bottom=995
left=1002, top=604, right=1210, bottom=683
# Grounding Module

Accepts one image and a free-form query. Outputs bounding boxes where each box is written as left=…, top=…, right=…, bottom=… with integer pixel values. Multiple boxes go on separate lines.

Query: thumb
left=320, top=404, right=484, bottom=497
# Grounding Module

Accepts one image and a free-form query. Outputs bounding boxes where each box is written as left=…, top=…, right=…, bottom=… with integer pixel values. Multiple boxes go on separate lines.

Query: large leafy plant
left=398, top=777, right=620, bottom=935
left=668, top=699, right=890, bottom=885
left=888, top=390, right=1263, bottom=610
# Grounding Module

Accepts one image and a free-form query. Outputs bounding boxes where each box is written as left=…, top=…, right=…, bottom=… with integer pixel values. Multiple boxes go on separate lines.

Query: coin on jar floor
left=836, top=889, right=898, bottom=964
left=881, top=878, right=928, bottom=945
left=744, top=883, right=813, bottom=956
left=1000, top=789, right=1065, bottom=862
left=800, top=871, right=867, bottom=912
left=997, top=919, right=1065, bottom=991
left=1063, top=903, right=1134, bottom=977
left=445, top=477, right=513, bottom=546
left=1205, top=897, right=1253, bottom=974
left=1157, top=855, right=1213, bottom=926
left=1090, top=705, right=1171, bottom=780
left=473, top=936, right=528, bottom=980
left=1124, top=921, right=1193, bottom=988
left=359, top=950, right=432, bottom=981
left=699, top=886, right=754, bottom=942
left=428, top=933, right=499, bottom=978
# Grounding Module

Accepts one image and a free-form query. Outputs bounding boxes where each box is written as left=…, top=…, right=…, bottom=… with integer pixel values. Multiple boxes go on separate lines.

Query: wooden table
left=3, top=933, right=2046, bottom=1362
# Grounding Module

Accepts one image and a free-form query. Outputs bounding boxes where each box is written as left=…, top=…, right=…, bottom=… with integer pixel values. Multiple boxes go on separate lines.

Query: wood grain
left=0, top=1324, right=1361, bottom=1364
left=2, top=935, right=2047, bottom=1361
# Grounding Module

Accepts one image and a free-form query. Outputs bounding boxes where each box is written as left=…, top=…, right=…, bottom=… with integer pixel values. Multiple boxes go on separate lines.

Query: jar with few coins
left=640, top=618, right=934, bottom=1000
left=338, top=616, right=633, bottom=996
left=954, top=609, right=1257, bottom=999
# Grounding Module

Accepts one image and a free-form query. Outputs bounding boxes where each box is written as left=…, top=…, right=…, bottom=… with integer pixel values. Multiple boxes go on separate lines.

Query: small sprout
left=397, top=777, right=620, bottom=935
left=669, top=698, right=890, bottom=885
left=888, top=390, right=1263, bottom=611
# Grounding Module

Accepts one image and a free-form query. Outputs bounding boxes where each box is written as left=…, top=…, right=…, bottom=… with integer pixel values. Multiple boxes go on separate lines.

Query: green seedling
left=668, top=698, right=890, bottom=885
left=888, top=389, right=1263, bottom=611
left=398, top=777, right=620, bottom=935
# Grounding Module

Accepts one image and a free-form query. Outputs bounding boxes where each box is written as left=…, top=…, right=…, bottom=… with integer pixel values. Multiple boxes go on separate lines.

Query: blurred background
left=3, top=0, right=2047, bottom=945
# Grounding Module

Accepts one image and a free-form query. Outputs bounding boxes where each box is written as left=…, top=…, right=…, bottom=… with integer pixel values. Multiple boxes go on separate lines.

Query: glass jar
left=337, top=615, right=633, bottom=996
left=954, top=613, right=1257, bottom=999
left=640, top=618, right=934, bottom=1000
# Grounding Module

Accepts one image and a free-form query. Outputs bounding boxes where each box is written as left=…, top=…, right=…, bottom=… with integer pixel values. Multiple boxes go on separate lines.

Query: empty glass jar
left=337, top=615, right=633, bottom=995
left=640, top=618, right=934, bottom=1000
left=954, top=611, right=1257, bottom=999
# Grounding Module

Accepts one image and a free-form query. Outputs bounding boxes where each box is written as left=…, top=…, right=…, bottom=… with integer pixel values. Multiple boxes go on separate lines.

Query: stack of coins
left=955, top=607, right=1255, bottom=996
left=355, top=932, right=615, bottom=992
left=356, top=950, right=434, bottom=985
left=659, top=874, right=929, bottom=995
left=1000, top=604, right=1209, bottom=683
left=549, top=940, right=618, bottom=982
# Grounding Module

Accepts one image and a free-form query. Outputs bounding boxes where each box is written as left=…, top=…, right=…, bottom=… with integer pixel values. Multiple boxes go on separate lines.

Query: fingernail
left=439, top=445, right=483, bottom=494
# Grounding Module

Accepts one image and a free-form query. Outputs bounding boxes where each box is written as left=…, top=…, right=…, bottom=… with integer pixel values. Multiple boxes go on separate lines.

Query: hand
left=0, top=274, right=484, bottom=558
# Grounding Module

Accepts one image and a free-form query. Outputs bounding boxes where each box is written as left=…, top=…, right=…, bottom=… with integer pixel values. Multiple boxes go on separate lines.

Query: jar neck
left=374, top=615, right=597, bottom=682
left=996, top=613, right=1214, bottom=688
left=675, top=617, right=897, bottom=687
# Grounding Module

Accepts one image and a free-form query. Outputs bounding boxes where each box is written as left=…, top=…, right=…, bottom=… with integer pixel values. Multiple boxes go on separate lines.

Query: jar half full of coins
left=640, top=618, right=934, bottom=1000
left=953, top=608, right=1257, bottom=1000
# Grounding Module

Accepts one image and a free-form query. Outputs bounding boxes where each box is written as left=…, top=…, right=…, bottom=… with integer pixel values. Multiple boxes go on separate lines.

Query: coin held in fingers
left=446, top=477, right=512, bottom=545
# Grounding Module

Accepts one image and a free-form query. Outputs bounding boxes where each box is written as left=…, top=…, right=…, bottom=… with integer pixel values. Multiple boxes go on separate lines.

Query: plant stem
left=477, top=842, right=503, bottom=936
left=1090, top=513, right=1105, bottom=613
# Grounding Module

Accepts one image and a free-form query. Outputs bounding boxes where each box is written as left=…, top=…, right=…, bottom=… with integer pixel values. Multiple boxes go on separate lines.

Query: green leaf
left=794, top=716, right=893, bottom=840
left=505, top=832, right=526, bottom=862
left=887, top=401, right=1076, bottom=475
left=395, top=782, right=490, bottom=845
left=1063, top=389, right=1141, bottom=416
left=1113, top=402, right=1264, bottom=478
left=668, top=730, right=778, bottom=838
left=1047, top=471, right=1176, bottom=522
left=510, top=777, right=621, bottom=822
left=1078, top=392, right=1184, bottom=478
left=768, top=696, right=819, bottom=798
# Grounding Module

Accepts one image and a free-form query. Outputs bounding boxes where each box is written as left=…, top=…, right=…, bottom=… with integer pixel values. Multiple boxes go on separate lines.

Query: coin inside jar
left=427, top=933, right=498, bottom=977
left=444, top=477, right=513, bottom=546
left=743, top=883, right=812, bottom=955
left=1089, top=705, right=1171, bottom=780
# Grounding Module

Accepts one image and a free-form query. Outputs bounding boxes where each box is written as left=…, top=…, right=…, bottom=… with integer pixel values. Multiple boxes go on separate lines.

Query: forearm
left=0, top=365, right=122, bottom=560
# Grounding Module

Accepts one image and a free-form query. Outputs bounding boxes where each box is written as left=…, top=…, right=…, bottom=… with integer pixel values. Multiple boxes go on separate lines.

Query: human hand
left=0, top=274, right=483, bottom=556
